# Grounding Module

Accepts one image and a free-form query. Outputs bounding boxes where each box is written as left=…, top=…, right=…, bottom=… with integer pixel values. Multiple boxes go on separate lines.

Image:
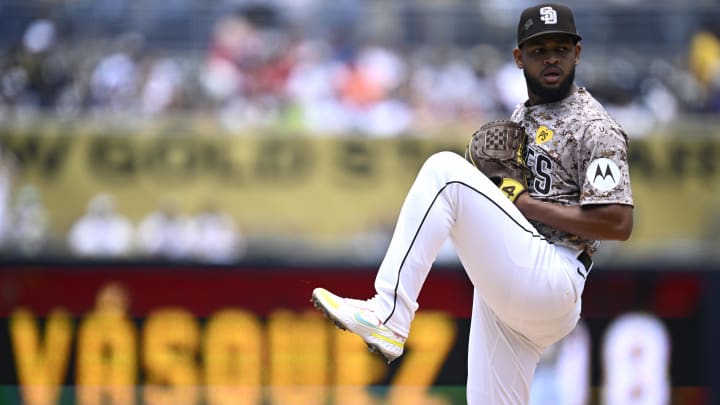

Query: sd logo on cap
left=517, top=3, right=582, bottom=46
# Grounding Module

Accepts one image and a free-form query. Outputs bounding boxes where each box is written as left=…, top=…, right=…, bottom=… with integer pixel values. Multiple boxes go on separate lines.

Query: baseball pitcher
left=311, top=3, right=634, bottom=404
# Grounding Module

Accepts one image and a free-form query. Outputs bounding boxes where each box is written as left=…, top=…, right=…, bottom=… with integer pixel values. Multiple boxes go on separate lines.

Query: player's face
left=513, top=34, right=581, bottom=104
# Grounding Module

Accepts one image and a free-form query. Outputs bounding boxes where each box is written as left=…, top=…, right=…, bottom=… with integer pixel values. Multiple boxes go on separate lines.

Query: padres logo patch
left=587, top=158, right=621, bottom=191
left=535, top=126, right=553, bottom=144
left=540, top=6, right=557, bottom=24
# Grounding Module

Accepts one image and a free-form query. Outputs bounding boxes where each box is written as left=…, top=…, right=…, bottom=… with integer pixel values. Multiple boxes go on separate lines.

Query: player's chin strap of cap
left=577, top=251, right=593, bottom=276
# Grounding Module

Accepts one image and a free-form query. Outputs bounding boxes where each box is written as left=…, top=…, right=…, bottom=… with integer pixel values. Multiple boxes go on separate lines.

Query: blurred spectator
left=68, top=193, right=134, bottom=258
left=339, top=45, right=413, bottom=136
left=187, top=204, right=246, bottom=264
left=7, top=184, right=50, bottom=257
left=135, top=197, right=192, bottom=260
left=140, top=56, right=184, bottom=116
left=200, top=13, right=260, bottom=103
left=689, top=24, right=720, bottom=112
left=1, top=18, right=72, bottom=114
left=88, top=34, right=143, bottom=113
left=336, top=50, right=386, bottom=109
left=689, top=26, right=720, bottom=90
left=200, top=6, right=295, bottom=131
left=284, top=39, right=349, bottom=133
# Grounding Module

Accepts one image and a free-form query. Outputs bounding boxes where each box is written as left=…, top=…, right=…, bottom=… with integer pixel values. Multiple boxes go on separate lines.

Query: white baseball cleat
left=311, top=287, right=406, bottom=363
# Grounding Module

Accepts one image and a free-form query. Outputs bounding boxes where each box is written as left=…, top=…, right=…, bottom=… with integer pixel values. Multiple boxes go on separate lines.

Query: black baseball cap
left=517, top=3, right=582, bottom=47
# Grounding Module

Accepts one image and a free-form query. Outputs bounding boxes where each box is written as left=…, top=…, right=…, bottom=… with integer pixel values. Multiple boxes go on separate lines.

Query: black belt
left=577, top=250, right=593, bottom=274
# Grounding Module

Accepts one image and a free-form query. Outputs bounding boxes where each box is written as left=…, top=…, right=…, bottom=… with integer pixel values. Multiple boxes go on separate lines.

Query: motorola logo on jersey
left=586, top=158, right=621, bottom=191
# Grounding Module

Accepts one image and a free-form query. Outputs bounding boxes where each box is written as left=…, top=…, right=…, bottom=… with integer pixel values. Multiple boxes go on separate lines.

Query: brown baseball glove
left=464, top=120, right=528, bottom=202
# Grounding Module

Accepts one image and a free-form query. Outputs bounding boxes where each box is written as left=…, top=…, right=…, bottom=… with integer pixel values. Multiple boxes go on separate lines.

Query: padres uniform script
left=311, top=3, right=634, bottom=404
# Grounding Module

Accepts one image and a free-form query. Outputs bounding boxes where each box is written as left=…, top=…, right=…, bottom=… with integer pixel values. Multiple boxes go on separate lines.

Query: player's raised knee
left=422, top=151, right=466, bottom=170
left=417, top=151, right=473, bottom=183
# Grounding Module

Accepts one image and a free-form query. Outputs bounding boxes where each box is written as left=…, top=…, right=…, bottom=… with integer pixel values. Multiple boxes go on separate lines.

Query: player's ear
left=513, top=47, right=523, bottom=68
left=574, top=42, right=582, bottom=65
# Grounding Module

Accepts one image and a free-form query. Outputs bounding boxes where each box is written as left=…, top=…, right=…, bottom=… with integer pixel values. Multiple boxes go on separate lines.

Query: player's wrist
left=514, top=190, right=533, bottom=212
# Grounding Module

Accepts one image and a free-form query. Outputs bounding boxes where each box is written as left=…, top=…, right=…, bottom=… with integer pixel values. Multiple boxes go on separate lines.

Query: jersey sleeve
left=577, top=120, right=634, bottom=206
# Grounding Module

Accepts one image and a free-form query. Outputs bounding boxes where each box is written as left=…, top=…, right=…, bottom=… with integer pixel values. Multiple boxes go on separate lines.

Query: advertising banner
left=0, top=263, right=711, bottom=405
left=1, top=128, right=719, bottom=253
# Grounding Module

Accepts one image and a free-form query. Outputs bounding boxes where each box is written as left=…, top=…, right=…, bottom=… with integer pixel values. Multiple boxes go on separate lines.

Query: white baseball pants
left=372, top=151, right=587, bottom=405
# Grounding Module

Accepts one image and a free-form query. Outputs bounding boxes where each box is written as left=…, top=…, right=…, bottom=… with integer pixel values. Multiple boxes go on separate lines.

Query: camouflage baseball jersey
left=510, top=87, right=633, bottom=254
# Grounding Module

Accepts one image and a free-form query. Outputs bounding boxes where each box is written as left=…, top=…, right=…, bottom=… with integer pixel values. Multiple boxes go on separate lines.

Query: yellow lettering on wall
left=142, top=308, right=199, bottom=405
left=388, top=312, right=456, bottom=405
left=267, top=310, right=329, bottom=405
left=75, top=309, right=137, bottom=405
left=203, top=309, right=262, bottom=405
left=9, top=308, right=73, bottom=405
left=333, top=329, right=386, bottom=405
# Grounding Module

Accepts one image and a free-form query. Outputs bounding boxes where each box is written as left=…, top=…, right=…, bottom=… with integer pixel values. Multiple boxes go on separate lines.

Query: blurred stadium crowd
left=1, top=0, right=720, bottom=261
left=0, top=163, right=247, bottom=263
left=0, top=0, right=719, bottom=137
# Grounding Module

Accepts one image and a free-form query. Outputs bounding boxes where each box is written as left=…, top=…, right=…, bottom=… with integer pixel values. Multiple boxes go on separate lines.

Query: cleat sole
left=367, top=344, right=392, bottom=364
left=312, top=294, right=348, bottom=331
